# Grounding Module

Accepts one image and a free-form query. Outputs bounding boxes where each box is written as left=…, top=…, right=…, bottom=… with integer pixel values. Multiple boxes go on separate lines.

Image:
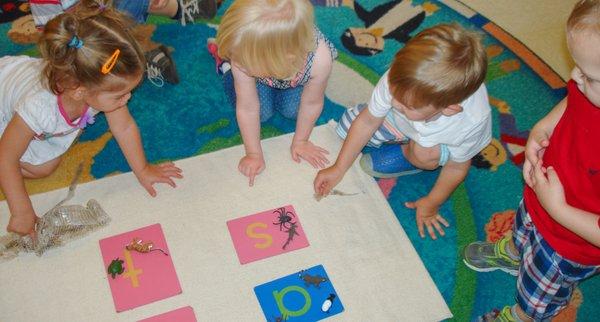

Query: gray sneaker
left=462, top=235, right=519, bottom=276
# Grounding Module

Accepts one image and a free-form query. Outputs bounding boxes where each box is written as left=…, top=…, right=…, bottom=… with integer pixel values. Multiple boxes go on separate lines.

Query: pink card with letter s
left=227, top=205, right=309, bottom=264
left=99, top=223, right=181, bottom=312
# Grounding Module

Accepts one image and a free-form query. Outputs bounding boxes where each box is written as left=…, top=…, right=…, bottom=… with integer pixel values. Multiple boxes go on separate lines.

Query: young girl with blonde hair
left=0, top=6, right=182, bottom=239
left=213, top=0, right=337, bottom=186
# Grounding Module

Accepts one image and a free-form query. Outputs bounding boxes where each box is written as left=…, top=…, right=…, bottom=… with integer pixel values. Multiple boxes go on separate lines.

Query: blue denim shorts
left=114, top=0, right=150, bottom=24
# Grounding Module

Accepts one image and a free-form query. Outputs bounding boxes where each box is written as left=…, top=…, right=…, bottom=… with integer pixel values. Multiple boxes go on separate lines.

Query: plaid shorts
left=512, top=200, right=600, bottom=321
left=335, top=103, right=450, bottom=165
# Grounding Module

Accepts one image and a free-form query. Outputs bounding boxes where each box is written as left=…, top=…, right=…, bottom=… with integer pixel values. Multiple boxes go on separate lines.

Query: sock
left=172, top=0, right=182, bottom=20
left=503, top=237, right=520, bottom=261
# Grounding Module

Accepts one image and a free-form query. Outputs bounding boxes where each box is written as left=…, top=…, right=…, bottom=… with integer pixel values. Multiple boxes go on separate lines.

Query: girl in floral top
left=214, top=0, right=337, bottom=186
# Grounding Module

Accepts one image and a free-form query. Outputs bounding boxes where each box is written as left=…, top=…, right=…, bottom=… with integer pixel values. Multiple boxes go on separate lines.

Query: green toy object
left=107, top=258, right=125, bottom=279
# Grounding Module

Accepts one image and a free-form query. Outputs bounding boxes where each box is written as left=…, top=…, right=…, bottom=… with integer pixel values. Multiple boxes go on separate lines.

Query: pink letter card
left=99, top=223, right=182, bottom=312
left=138, top=306, right=197, bottom=322
left=227, top=205, right=309, bottom=264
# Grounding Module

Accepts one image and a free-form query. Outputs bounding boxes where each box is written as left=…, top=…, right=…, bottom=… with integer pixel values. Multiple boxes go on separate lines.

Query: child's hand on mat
left=136, top=162, right=183, bottom=197
left=531, top=160, right=565, bottom=215
left=7, top=212, right=37, bottom=241
left=239, top=153, right=265, bottom=187
left=313, top=165, right=343, bottom=197
left=291, top=140, right=329, bottom=169
left=523, top=128, right=550, bottom=188
left=405, top=197, right=450, bottom=240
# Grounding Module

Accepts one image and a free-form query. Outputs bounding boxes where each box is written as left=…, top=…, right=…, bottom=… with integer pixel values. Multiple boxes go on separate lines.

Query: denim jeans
left=114, top=0, right=150, bottom=24
left=222, top=70, right=304, bottom=122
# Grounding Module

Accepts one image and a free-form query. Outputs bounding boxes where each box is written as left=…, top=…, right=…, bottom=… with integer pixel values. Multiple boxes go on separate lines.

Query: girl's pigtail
left=38, top=13, right=83, bottom=93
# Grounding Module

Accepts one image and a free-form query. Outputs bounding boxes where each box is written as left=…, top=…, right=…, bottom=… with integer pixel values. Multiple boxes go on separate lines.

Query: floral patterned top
left=256, top=27, right=337, bottom=89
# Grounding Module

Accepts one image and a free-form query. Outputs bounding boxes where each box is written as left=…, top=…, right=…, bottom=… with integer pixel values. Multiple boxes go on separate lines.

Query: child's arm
left=231, top=63, right=265, bottom=186
left=291, top=42, right=334, bottom=168
left=314, top=108, right=384, bottom=196
left=0, top=115, right=37, bottom=237
left=105, top=105, right=182, bottom=197
left=532, top=161, right=600, bottom=247
left=523, top=97, right=567, bottom=187
left=405, top=159, right=469, bottom=239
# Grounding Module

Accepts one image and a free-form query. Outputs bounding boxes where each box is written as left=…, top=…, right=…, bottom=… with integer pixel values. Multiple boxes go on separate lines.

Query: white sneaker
left=146, top=63, right=165, bottom=87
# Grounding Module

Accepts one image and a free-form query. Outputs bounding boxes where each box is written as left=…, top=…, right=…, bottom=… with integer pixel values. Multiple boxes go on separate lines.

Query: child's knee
left=405, top=144, right=440, bottom=170
left=278, top=105, right=299, bottom=119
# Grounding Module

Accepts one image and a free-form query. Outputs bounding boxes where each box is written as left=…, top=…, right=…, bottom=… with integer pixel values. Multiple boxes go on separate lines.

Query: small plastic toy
left=107, top=258, right=125, bottom=279
left=125, top=237, right=168, bottom=256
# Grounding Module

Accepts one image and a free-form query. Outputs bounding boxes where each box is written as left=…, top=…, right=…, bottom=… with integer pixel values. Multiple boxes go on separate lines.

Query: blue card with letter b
left=254, top=264, right=344, bottom=321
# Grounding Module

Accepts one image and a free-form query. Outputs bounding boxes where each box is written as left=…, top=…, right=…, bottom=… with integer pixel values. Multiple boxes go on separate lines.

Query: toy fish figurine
left=314, top=189, right=359, bottom=201
left=125, top=237, right=168, bottom=256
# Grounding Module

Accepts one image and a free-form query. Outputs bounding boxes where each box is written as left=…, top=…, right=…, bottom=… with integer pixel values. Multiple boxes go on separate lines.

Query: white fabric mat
left=0, top=121, right=451, bottom=321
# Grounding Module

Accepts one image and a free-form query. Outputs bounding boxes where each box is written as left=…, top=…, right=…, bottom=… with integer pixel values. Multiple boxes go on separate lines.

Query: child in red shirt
left=463, top=1, right=600, bottom=321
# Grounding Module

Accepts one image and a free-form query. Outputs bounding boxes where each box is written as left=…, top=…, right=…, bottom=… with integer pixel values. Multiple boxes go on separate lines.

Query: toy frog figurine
left=107, top=258, right=125, bottom=279
left=125, top=237, right=168, bottom=256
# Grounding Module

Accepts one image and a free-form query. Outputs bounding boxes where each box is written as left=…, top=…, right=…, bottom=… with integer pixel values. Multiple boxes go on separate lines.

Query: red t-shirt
left=524, top=80, right=600, bottom=265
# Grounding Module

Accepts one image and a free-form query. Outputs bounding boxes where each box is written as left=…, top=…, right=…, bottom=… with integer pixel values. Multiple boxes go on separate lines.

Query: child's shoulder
left=0, top=55, right=41, bottom=71
left=461, top=83, right=491, bottom=118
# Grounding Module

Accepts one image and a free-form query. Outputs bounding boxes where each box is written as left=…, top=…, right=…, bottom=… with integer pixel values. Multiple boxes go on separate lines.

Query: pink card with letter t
left=99, top=223, right=181, bottom=312
left=227, top=205, right=309, bottom=264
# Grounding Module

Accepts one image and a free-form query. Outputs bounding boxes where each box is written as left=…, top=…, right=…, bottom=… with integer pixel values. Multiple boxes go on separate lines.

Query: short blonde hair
left=389, top=24, right=487, bottom=109
left=216, top=0, right=314, bottom=79
left=567, top=0, right=600, bottom=34
left=39, top=0, right=145, bottom=94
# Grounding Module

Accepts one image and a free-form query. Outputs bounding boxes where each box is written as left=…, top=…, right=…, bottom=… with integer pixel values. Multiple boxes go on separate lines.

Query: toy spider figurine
left=273, top=207, right=295, bottom=231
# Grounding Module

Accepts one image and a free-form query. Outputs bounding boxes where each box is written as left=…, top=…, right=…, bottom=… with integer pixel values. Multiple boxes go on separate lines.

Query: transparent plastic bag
left=0, top=165, right=110, bottom=261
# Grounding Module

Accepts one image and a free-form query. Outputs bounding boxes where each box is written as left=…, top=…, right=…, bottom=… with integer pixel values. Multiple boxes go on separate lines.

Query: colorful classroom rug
left=0, top=0, right=597, bottom=321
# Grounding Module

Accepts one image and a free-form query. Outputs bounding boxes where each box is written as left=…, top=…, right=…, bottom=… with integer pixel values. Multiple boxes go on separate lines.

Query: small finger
left=145, top=184, right=157, bottom=197
left=316, top=146, right=329, bottom=155
left=546, top=166, right=559, bottom=183
left=161, top=177, right=176, bottom=188
left=314, top=158, right=326, bottom=169
left=437, top=215, right=450, bottom=227
left=164, top=170, right=183, bottom=178
left=317, top=154, right=330, bottom=165
left=432, top=221, right=445, bottom=237
left=405, top=201, right=416, bottom=209
left=533, top=160, right=546, bottom=182
left=426, top=223, right=437, bottom=240
left=292, top=151, right=300, bottom=163
left=417, top=220, right=425, bottom=238
left=249, top=172, right=256, bottom=187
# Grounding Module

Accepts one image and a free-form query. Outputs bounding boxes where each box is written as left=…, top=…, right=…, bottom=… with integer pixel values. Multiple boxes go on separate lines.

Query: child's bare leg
left=514, top=305, right=533, bottom=322
left=402, top=141, right=440, bottom=170
left=20, top=158, right=61, bottom=179
left=149, top=0, right=178, bottom=17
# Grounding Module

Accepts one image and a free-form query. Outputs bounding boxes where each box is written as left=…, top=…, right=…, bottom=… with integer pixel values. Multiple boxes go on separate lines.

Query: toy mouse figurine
left=125, top=237, right=168, bottom=256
